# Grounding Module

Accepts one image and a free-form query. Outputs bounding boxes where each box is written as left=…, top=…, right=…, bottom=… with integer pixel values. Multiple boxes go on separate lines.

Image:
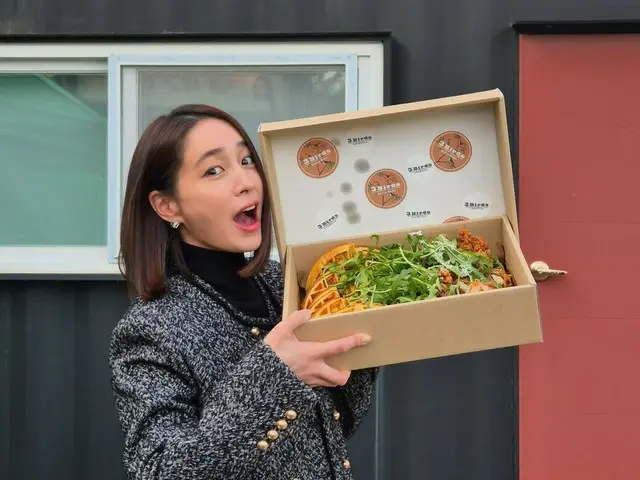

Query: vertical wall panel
left=24, top=286, right=76, bottom=478
left=0, top=286, right=13, bottom=477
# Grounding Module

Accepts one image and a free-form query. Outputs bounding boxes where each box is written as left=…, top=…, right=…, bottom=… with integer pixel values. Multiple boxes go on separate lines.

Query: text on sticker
left=464, top=202, right=489, bottom=209
left=406, top=211, right=431, bottom=218
left=370, top=183, right=401, bottom=193
left=303, top=149, right=331, bottom=166
left=317, top=214, right=339, bottom=230
left=438, top=140, right=466, bottom=159
left=408, top=164, right=432, bottom=173
left=347, top=135, right=372, bottom=144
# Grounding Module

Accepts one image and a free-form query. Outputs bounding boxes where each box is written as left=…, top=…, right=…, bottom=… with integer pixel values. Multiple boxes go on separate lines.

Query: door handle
left=530, top=261, right=567, bottom=282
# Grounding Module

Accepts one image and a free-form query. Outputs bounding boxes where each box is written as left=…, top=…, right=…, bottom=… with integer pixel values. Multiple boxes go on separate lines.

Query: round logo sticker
left=365, top=168, right=408, bottom=209
left=443, top=216, right=469, bottom=224
left=296, top=137, right=339, bottom=179
left=429, top=131, right=472, bottom=172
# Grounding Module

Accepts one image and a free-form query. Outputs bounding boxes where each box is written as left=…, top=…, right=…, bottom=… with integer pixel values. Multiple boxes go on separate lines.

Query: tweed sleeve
left=334, top=367, right=379, bottom=439
left=261, top=259, right=378, bottom=439
left=110, top=324, right=318, bottom=479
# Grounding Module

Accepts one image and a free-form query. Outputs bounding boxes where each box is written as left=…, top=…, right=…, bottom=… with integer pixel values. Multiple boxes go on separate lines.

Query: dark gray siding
left=515, top=0, right=640, bottom=22
left=2, top=0, right=638, bottom=479
left=0, top=281, right=129, bottom=479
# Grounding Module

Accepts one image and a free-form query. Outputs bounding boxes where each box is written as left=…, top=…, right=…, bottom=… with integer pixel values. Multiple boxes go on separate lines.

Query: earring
left=170, top=221, right=180, bottom=229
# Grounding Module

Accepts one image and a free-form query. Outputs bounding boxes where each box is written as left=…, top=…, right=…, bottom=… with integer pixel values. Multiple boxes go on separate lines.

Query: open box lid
left=257, top=89, right=518, bottom=262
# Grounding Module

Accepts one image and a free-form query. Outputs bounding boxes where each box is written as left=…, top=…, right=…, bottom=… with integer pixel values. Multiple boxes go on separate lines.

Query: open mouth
left=233, top=203, right=259, bottom=228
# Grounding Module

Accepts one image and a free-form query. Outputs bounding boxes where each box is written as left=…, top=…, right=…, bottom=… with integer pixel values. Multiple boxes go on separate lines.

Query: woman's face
left=156, top=118, right=264, bottom=253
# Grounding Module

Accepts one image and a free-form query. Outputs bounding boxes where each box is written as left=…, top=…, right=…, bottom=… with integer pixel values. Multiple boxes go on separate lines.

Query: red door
left=518, top=35, right=640, bottom=479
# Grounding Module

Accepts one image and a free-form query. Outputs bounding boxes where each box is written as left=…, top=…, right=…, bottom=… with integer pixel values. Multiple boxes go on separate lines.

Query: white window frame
left=0, top=41, right=384, bottom=276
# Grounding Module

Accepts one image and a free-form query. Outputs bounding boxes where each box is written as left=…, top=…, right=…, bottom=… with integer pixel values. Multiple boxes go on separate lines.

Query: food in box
left=258, top=89, right=543, bottom=370
left=301, top=229, right=515, bottom=319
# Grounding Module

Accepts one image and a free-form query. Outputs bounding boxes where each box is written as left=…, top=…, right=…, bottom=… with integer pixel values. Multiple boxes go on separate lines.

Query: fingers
left=311, top=364, right=352, bottom=387
left=314, top=333, right=371, bottom=358
left=280, top=309, right=311, bottom=332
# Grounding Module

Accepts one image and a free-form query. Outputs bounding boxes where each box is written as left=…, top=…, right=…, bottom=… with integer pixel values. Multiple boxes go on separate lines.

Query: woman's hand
left=264, top=309, right=371, bottom=388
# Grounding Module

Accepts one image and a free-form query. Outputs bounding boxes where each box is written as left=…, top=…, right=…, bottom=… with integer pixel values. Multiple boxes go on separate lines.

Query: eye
left=204, top=166, right=224, bottom=177
left=241, top=155, right=255, bottom=166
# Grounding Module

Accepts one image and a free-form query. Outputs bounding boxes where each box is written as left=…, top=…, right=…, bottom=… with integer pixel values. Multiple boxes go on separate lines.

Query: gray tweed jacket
left=109, top=259, right=378, bottom=480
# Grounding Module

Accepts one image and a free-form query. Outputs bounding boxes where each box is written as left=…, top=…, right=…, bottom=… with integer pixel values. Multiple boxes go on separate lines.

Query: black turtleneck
left=179, top=242, right=269, bottom=318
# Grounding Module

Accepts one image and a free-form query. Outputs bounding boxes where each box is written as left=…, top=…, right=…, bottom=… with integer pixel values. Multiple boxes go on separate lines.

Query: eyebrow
left=196, top=140, right=247, bottom=165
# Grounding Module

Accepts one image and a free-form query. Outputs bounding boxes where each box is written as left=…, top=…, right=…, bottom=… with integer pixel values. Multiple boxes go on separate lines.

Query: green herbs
left=320, top=230, right=512, bottom=307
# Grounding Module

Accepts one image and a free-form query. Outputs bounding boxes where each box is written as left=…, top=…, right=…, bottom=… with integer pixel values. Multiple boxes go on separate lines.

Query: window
left=0, top=42, right=384, bottom=275
left=1, top=73, right=107, bottom=247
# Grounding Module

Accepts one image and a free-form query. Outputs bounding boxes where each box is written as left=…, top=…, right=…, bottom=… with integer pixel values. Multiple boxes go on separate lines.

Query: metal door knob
left=530, top=261, right=567, bottom=282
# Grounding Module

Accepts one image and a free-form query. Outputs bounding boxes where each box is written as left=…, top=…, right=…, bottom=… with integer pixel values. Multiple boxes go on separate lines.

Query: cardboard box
left=258, top=89, right=543, bottom=370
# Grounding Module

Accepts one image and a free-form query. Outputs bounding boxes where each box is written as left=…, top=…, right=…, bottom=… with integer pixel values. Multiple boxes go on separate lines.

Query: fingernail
left=302, top=309, right=312, bottom=321
left=360, top=334, right=372, bottom=345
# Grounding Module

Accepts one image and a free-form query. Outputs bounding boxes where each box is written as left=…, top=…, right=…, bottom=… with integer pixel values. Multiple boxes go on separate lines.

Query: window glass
left=135, top=66, right=347, bottom=148
left=0, top=73, right=108, bottom=246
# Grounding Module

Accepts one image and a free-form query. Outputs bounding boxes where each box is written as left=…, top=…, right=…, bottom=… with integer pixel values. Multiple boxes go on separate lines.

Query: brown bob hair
left=119, top=104, right=273, bottom=301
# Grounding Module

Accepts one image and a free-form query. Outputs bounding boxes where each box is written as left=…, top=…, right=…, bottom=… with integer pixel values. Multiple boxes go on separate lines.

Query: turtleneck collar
left=181, top=241, right=246, bottom=277
left=179, top=241, right=269, bottom=318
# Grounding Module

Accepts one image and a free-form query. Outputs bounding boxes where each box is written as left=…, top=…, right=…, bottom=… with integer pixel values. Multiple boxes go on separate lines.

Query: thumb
left=281, top=309, right=312, bottom=332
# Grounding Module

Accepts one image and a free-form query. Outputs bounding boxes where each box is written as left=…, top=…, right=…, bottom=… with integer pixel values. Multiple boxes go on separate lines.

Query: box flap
left=258, top=89, right=518, bottom=259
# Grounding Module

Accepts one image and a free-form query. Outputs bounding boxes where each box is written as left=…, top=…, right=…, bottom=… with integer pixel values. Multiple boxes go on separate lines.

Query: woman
left=109, top=103, right=378, bottom=480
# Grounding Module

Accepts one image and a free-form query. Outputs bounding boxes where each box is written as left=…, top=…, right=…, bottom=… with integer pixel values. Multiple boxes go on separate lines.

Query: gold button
left=267, top=429, right=279, bottom=441
left=333, top=410, right=341, bottom=421
left=250, top=327, right=260, bottom=337
left=257, top=440, right=269, bottom=451
left=285, top=409, right=297, bottom=421
left=276, top=419, right=288, bottom=430
left=343, top=459, right=351, bottom=469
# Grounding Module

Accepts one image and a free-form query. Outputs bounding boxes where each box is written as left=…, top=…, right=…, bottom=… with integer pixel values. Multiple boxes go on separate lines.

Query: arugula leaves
left=320, top=231, right=512, bottom=307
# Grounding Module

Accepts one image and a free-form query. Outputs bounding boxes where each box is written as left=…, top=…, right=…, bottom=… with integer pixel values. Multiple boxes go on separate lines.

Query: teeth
left=243, top=205, right=256, bottom=212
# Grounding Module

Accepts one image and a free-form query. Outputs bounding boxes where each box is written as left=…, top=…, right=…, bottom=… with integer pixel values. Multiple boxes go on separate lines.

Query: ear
left=149, top=190, right=183, bottom=225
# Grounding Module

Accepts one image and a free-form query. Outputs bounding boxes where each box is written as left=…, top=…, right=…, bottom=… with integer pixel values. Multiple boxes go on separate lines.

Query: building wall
left=1, top=0, right=639, bottom=479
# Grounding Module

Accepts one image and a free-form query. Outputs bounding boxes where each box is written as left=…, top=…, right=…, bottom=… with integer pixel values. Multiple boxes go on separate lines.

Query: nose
left=233, top=165, right=255, bottom=196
